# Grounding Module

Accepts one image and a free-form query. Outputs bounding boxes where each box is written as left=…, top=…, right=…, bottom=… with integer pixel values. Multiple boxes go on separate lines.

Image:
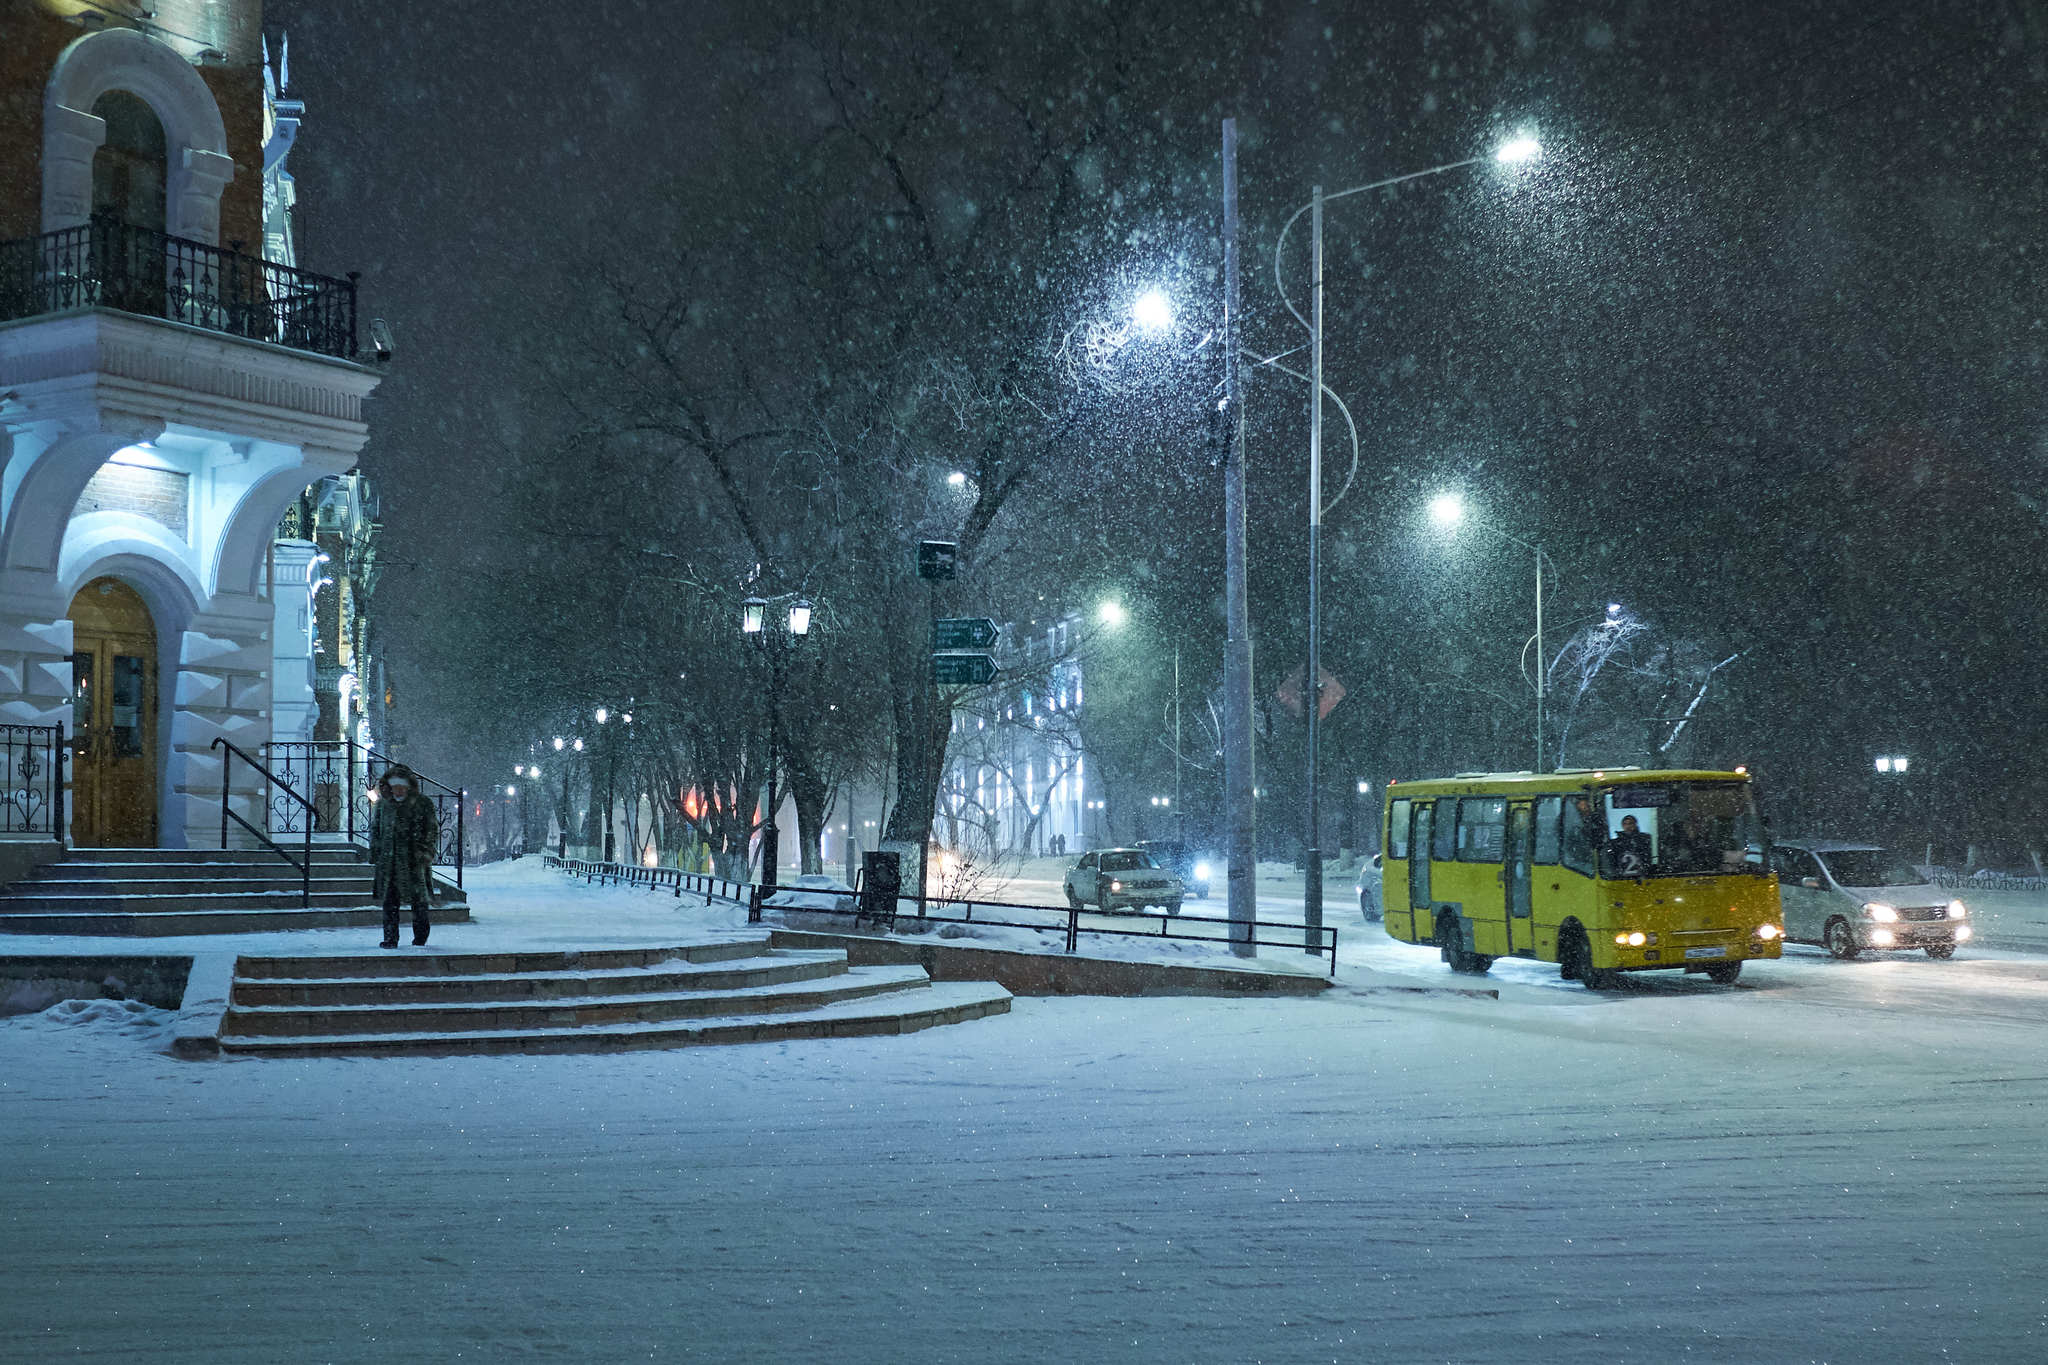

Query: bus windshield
left=1600, top=782, right=1763, bottom=878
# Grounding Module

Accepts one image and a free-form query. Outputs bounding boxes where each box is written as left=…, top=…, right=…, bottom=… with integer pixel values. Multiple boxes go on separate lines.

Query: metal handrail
left=1, top=722, right=66, bottom=840
left=260, top=740, right=466, bottom=891
left=539, top=855, right=1340, bottom=975
left=211, top=737, right=312, bottom=907
left=0, top=212, right=358, bottom=358
left=543, top=853, right=749, bottom=907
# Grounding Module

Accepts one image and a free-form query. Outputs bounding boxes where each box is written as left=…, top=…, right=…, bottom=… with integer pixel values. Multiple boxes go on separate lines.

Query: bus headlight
left=1614, top=931, right=1647, bottom=947
left=1948, top=900, right=1967, bottom=919
left=1756, top=924, right=1782, bottom=940
left=1863, top=902, right=1899, bottom=922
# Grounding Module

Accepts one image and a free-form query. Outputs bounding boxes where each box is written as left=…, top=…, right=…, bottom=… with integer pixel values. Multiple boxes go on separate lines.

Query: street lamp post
left=743, top=595, right=812, bottom=894
left=1274, top=135, right=1544, bottom=952
left=1429, top=494, right=1552, bottom=772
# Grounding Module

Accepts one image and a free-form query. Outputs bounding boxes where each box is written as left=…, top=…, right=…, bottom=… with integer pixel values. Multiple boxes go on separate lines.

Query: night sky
left=267, top=0, right=2048, bottom=851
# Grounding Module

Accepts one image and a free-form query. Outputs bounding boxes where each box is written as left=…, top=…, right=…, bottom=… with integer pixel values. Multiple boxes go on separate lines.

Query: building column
left=167, top=596, right=274, bottom=849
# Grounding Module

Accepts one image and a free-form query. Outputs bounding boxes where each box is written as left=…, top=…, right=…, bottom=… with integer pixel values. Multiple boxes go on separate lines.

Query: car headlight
left=1871, top=928, right=1896, bottom=946
left=1194, top=862, right=1211, bottom=881
left=1948, top=900, right=1967, bottom=919
left=1863, top=902, right=1898, bottom=922
left=1110, top=880, right=1122, bottom=893
left=1756, top=924, right=1782, bottom=940
left=1955, top=925, right=1973, bottom=941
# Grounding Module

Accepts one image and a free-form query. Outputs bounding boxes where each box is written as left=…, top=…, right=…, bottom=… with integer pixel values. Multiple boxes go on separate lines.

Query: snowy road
left=5, top=864, right=2048, bottom=1361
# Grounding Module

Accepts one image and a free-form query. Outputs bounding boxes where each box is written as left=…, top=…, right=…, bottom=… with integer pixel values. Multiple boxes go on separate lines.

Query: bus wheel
left=1561, top=926, right=1616, bottom=990
left=1437, top=912, right=1482, bottom=973
left=1823, top=917, right=1861, bottom=960
left=1704, top=961, right=1743, bottom=985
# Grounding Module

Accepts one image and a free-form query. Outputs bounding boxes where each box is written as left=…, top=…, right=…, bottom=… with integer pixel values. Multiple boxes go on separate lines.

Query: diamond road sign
left=934, top=617, right=1000, bottom=651
left=932, top=653, right=1000, bottom=686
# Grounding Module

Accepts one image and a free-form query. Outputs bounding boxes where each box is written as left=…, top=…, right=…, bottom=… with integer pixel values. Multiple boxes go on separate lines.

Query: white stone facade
left=0, top=26, right=379, bottom=848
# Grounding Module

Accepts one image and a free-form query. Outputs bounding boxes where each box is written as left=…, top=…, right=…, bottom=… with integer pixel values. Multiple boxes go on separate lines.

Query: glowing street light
left=946, top=470, right=968, bottom=487
left=1428, top=492, right=1467, bottom=528
left=1097, top=600, right=1128, bottom=628
left=1496, top=134, right=1544, bottom=164
left=1132, top=288, right=1174, bottom=334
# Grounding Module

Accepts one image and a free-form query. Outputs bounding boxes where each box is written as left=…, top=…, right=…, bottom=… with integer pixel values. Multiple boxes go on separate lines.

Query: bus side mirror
left=1801, top=877, right=1821, bottom=889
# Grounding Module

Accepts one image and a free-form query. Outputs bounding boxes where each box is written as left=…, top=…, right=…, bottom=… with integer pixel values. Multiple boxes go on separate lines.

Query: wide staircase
left=214, top=933, right=1011, bottom=1056
left=0, top=847, right=470, bottom=936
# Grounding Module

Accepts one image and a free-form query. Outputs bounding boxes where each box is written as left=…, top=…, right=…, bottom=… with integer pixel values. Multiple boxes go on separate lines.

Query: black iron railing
left=539, top=855, right=1339, bottom=975
left=0, top=213, right=358, bottom=359
left=211, top=736, right=312, bottom=907
left=543, top=854, right=750, bottom=906
left=0, top=723, right=65, bottom=839
left=260, top=740, right=464, bottom=888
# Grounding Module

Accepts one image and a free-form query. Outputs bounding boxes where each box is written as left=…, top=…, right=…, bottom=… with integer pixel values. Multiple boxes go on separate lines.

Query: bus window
left=1431, top=801, right=1457, bottom=863
left=1456, top=798, right=1507, bottom=862
left=1387, top=799, right=1412, bottom=859
left=1560, top=794, right=1599, bottom=876
left=1534, top=796, right=1562, bottom=864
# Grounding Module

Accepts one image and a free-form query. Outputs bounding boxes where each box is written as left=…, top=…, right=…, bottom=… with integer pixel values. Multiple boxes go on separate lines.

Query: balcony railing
left=0, top=213, right=358, bottom=360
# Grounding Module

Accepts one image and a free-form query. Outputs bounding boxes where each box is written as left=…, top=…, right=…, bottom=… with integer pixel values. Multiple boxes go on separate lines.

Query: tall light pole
left=743, top=594, right=812, bottom=894
left=1274, top=134, right=1544, bottom=950
left=1430, top=493, right=1552, bottom=772
left=1221, top=117, right=1258, bottom=956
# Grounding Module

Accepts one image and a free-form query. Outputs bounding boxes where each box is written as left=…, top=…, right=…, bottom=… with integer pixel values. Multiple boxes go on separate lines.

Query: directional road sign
left=932, top=653, right=1000, bottom=686
left=917, top=540, right=958, bottom=581
left=934, top=617, right=1000, bottom=651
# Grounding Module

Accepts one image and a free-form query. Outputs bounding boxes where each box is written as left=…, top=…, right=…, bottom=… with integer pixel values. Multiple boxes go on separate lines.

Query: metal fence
left=261, top=741, right=465, bottom=885
left=0, top=214, right=358, bottom=358
left=0, top=723, right=65, bottom=838
left=536, top=854, right=1338, bottom=974
left=543, top=854, right=751, bottom=905
left=1933, top=872, right=2048, bottom=894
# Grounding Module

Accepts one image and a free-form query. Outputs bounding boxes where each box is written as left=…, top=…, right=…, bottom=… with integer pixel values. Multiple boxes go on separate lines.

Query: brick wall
left=0, top=0, right=265, bottom=248
left=69, top=462, right=191, bottom=536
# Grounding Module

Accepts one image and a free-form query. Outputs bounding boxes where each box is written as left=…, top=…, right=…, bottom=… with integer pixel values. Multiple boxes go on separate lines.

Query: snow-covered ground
left=5, top=858, right=2048, bottom=1360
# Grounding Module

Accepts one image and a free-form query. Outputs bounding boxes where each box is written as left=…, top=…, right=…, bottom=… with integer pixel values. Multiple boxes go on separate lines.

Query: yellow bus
left=1381, top=768, right=1784, bottom=987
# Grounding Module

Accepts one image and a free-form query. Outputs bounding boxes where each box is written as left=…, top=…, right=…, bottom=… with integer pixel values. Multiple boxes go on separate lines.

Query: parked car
left=1136, top=840, right=1214, bottom=899
left=1356, top=852, right=1382, bottom=922
left=1064, top=848, right=1184, bottom=915
left=1771, top=840, right=1970, bottom=960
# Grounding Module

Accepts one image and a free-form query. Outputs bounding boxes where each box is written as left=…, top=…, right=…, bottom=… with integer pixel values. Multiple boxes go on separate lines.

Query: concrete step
left=216, top=980, right=1014, bottom=1057
left=233, top=938, right=774, bottom=980
left=19, top=861, right=371, bottom=881
left=230, top=949, right=852, bottom=1007
left=0, top=890, right=381, bottom=914
left=59, top=847, right=370, bottom=865
left=0, top=904, right=471, bottom=936
left=221, top=963, right=934, bottom=1038
left=5, top=877, right=375, bottom=897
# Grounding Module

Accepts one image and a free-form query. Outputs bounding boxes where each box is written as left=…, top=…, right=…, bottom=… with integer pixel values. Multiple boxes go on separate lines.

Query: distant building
left=0, top=1, right=380, bottom=848
left=940, top=613, right=1091, bottom=859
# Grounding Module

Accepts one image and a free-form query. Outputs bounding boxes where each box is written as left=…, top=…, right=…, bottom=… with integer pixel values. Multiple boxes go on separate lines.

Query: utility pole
left=1222, top=118, right=1257, bottom=956
left=1303, top=184, right=1325, bottom=955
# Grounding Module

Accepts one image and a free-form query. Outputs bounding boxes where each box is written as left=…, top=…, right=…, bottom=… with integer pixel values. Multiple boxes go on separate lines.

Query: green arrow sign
left=934, top=617, right=1000, bottom=651
left=932, top=653, right=1000, bottom=686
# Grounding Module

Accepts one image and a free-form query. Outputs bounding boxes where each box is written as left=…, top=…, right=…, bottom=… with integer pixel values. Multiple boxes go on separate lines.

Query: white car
left=1063, top=848, right=1183, bottom=915
left=1771, top=841, right=1969, bottom=960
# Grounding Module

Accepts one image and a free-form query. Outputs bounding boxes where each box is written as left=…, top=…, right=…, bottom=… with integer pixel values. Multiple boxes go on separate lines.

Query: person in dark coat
left=371, top=764, right=439, bottom=947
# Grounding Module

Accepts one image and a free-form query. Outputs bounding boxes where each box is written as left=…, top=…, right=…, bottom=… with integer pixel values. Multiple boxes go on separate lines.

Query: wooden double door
left=67, top=577, right=159, bottom=847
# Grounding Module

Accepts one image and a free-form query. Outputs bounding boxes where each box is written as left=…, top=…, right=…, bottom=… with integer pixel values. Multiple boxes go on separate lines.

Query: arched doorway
left=90, top=89, right=166, bottom=231
left=67, top=577, right=159, bottom=847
